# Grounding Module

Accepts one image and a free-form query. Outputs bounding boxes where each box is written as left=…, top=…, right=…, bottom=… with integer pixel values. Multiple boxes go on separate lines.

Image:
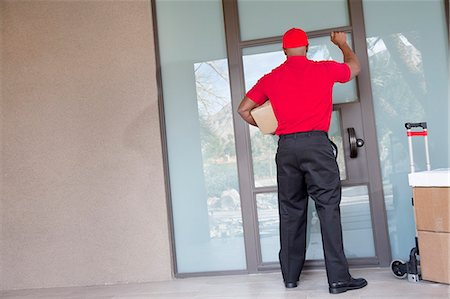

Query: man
left=237, top=28, right=367, bottom=294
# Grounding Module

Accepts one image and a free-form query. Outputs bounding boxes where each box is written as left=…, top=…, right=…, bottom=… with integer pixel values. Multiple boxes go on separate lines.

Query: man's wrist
left=338, top=42, right=349, bottom=49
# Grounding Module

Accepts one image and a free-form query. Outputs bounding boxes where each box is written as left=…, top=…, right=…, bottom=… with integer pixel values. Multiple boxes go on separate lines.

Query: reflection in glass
left=194, top=59, right=244, bottom=240
left=329, top=111, right=346, bottom=180
left=250, top=126, right=278, bottom=187
left=364, top=0, right=449, bottom=260
left=257, top=186, right=375, bottom=263
left=156, top=0, right=246, bottom=273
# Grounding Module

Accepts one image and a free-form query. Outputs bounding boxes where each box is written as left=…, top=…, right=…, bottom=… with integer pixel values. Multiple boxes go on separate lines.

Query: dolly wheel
left=391, top=259, right=407, bottom=279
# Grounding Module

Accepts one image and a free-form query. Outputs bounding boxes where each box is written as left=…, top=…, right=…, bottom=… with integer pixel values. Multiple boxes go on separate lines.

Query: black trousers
left=276, top=130, right=351, bottom=284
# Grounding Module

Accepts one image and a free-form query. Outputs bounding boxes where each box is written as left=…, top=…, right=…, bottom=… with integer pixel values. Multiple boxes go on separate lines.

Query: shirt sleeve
left=246, top=75, right=269, bottom=105
left=326, top=61, right=351, bottom=83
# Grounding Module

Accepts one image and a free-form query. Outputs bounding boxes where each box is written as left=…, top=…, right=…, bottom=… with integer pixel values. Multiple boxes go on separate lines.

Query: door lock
left=347, top=127, right=365, bottom=158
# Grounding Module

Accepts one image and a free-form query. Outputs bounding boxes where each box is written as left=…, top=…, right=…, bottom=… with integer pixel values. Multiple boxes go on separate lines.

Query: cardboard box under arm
left=250, top=101, right=278, bottom=135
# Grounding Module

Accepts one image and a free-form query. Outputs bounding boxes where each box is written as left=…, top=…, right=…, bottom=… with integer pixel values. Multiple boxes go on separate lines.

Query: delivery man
left=237, top=28, right=367, bottom=294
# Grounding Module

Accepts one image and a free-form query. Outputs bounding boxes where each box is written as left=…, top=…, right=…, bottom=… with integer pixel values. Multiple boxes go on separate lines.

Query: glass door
left=242, top=41, right=375, bottom=266
left=223, top=0, right=391, bottom=272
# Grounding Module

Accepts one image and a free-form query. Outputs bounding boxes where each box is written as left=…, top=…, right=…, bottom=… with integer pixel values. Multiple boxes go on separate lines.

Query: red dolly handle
left=405, top=122, right=431, bottom=173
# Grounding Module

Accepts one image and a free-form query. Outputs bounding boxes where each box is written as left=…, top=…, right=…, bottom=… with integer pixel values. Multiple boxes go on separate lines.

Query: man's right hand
left=330, top=32, right=347, bottom=47
left=331, top=31, right=361, bottom=80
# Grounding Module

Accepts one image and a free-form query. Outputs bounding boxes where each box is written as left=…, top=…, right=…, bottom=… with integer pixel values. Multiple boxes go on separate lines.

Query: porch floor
left=2, top=268, right=449, bottom=299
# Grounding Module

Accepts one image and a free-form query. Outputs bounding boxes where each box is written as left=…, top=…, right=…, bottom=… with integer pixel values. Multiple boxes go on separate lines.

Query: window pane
left=363, top=0, right=449, bottom=261
left=257, top=186, right=375, bottom=263
left=243, top=35, right=358, bottom=105
left=156, top=0, right=246, bottom=273
left=329, top=111, right=347, bottom=180
left=250, top=126, right=278, bottom=187
left=238, top=0, right=349, bottom=41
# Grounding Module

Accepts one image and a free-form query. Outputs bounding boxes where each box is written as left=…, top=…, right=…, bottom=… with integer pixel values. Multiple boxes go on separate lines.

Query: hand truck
left=390, top=122, right=431, bottom=283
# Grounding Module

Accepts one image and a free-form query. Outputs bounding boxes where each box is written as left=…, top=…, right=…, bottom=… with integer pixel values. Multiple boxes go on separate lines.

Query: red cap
left=282, top=28, right=308, bottom=49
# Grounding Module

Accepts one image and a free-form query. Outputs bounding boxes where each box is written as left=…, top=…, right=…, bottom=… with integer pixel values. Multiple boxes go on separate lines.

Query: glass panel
left=363, top=0, right=449, bottom=261
left=257, top=192, right=279, bottom=262
left=257, top=186, right=375, bottom=263
left=242, top=35, right=358, bottom=104
left=250, top=126, right=278, bottom=187
left=156, top=0, right=246, bottom=273
left=251, top=111, right=346, bottom=188
left=237, top=0, right=349, bottom=41
left=329, top=111, right=346, bottom=180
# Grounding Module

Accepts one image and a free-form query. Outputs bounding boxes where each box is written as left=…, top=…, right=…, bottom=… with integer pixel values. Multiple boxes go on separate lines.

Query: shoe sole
left=329, top=281, right=368, bottom=294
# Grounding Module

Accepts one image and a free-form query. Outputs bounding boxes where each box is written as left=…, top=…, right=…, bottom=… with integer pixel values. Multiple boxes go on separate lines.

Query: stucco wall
left=1, top=0, right=171, bottom=290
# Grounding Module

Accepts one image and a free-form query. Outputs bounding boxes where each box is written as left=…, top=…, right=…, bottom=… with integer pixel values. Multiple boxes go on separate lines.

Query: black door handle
left=347, top=127, right=365, bottom=158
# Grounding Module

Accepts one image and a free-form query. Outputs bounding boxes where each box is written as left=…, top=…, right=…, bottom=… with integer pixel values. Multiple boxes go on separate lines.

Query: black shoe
left=329, top=277, right=367, bottom=294
left=284, top=281, right=298, bottom=288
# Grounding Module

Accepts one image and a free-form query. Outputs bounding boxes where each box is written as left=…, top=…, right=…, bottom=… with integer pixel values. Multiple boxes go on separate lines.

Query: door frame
left=222, top=0, right=392, bottom=273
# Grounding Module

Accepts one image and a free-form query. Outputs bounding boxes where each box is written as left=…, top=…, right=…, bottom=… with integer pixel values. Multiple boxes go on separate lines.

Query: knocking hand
left=331, top=32, right=347, bottom=47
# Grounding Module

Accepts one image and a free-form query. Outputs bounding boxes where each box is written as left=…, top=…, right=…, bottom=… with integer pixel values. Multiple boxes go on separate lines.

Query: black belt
left=279, top=130, right=327, bottom=139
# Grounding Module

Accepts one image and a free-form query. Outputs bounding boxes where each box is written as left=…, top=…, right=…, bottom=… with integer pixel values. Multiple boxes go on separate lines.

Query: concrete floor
left=1, top=268, right=449, bottom=299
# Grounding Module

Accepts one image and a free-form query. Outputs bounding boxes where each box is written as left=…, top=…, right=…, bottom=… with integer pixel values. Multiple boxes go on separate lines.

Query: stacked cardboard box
left=410, top=170, right=450, bottom=284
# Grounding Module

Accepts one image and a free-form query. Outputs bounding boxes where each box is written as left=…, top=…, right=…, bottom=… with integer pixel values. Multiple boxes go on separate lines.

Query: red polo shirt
left=246, top=56, right=351, bottom=135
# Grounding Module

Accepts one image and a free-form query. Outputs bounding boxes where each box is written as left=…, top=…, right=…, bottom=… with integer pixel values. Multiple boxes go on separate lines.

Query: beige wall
left=1, top=0, right=172, bottom=290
